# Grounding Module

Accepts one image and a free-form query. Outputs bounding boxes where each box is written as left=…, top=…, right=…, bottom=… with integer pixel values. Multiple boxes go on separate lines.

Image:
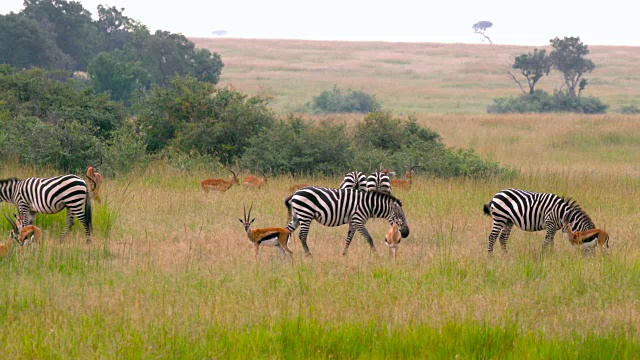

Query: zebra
left=339, top=171, right=367, bottom=191
left=366, top=171, right=392, bottom=194
left=0, top=175, right=93, bottom=243
left=284, top=186, right=409, bottom=256
left=483, top=188, right=594, bottom=253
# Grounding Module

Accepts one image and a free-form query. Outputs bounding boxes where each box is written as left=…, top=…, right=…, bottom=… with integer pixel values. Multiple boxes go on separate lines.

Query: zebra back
left=339, top=171, right=367, bottom=191
left=366, top=171, right=392, bottom=194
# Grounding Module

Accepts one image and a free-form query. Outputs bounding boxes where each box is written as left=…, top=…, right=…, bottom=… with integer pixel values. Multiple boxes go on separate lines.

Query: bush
left=241, top=115, right=353, bottom=175
left=488, top=90, right=608, bottom=114
left=350, top=111, right=512, bottom=179
left=135, top=76, right=275, bottom=162
left=619, top=105, right=640, bottom=114
left=311, top=85, right=380, bottom=113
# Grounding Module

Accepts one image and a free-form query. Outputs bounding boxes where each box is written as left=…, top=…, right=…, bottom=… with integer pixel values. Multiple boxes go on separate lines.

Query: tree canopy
left=549, top=36, right=594, bottom=97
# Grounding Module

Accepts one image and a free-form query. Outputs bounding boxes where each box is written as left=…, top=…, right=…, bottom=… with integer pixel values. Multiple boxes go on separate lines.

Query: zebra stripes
left=339, top=171, right=367, bottom=191
left=284, top=186, right=409, bottom=255
left=0, top=175, right=92, bottom=243
left=483, top=188, right=594, bottom=253
left=366, top=171, right=391, bottom=194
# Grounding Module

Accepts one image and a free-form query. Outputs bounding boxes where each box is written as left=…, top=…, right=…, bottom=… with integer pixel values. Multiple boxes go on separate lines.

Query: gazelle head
left=560, top=213, right=575, bottom=235
left=384, top=222, right=402, bottom=258
left=238, top=204, right=256, bottom=233
left=5, top=213, right=21, bottom=245
left=226, top=168, right=240, bottom=185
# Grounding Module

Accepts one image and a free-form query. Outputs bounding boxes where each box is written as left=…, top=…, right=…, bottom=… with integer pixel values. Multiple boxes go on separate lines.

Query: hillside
left=192, top=38, right=640, bottom=114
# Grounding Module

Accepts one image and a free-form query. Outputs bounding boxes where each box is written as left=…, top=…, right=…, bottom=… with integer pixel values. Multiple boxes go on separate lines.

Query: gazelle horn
left=4, top=213, right=19, bottom=233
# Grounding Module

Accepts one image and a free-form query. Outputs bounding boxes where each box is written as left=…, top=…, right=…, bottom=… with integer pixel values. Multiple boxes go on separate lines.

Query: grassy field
left=193, top=38, right=640, bottom=114
left=1, top=39, right=640, bottom=358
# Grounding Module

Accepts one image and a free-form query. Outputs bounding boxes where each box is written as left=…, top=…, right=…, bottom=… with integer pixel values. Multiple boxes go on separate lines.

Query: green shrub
left=619, top=105, right=640, bottom=114
left=311, top=85, right=380, bottom=113
left=241, top=115, right=353, bottom=175
left=488, top=90, right=608, bottom=114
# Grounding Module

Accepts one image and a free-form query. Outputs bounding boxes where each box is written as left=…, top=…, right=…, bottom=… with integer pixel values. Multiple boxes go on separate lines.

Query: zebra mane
left=563, top=197, right=595, bottom=228
left=367, top=189, right=403, bottom=207
left=0, top=177, right=19, bottom=185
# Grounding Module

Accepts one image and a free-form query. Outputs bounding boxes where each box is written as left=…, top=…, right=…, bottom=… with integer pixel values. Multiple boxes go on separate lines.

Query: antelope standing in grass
left=390, top=165, right=420, bottom=190
left=239, top=204, right=293, bottom=257
left=561, top=215, right=609, bottom=252
left=384, top=222, right=402, bottom=259
left=0, top=176, right=92, bottom=243
left=86, top=161, right=104, bottom=203
left=201, top=168, right=239, bottom=192
left=243, top=169, right=268, bottom=189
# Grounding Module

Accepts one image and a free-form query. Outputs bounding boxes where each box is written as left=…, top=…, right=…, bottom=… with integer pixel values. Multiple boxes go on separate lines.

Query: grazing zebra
left=483, top=188, right=594, bottom=253
left=339, top=171, right=367, bottom=191
left=0, top=175, right=92, bottom=243
left=284, top=186, right=409, bottom=256
left=366, top=171, right=392, bottom=194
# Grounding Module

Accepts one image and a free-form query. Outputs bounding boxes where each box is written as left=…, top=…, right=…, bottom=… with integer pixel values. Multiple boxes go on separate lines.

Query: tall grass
left=1, top=118, right=639, bottom=356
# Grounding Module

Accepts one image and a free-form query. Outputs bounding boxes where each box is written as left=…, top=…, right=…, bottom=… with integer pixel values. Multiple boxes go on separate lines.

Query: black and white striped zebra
left=284, top=186, right=409, bottom=256
left=0, top=175, right=92, bottom=243
left=483, top=188, right=594, bottom=253
left=339, top=171, right=367, bottom=191
left=366, top=171, right=392, bottom=194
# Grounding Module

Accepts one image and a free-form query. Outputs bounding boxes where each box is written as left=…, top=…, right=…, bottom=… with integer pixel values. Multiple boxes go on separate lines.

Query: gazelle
left=243, top=169, right=268, bottom=189
left=561, top=216, right=609, bottom=252
left=238, top=204, right=293, bottom=257
left=4, top=214, right=42, bottom=247
left=384, top=222, right=402, bottom=259
left=390, top=165, right=420, bottom=190
left=86, top=161, right=104, bottom=203
left=201, top=168, right=239, bottom=192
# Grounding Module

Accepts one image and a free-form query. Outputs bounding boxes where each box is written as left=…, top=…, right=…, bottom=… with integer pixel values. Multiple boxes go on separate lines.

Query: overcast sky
left=1, top=0, right=637, bottom=46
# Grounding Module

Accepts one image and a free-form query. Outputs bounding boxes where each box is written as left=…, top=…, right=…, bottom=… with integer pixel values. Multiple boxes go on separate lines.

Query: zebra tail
left=284, top=194, right=294, bottom=221
left=483, top=203, right=491, bottom=216
left=85, top=188, right=93, bottom=233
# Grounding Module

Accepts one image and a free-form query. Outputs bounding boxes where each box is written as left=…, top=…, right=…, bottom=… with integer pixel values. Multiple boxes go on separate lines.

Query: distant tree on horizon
left=549, top=36, right=594, bottom=97
left=472, top=21, right=493, bottom=44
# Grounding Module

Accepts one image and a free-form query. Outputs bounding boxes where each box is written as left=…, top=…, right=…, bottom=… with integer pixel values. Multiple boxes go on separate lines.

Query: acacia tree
left=508, top=49, right=552, bottom=95
left=549, top=36, right=594, bottom=97
left=472, top=21, right=493, bottom=44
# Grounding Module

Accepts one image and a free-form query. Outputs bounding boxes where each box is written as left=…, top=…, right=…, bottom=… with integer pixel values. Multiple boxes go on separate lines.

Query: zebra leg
left=298, top=222, right=312, bottom=256
left=542, top=227, right=557, bottom=252
left=498, top=222, right=513, bottom=253
left=61, top=209, right=75, bottom=241
left=341, top=223, right=358, bottom=256
left=355, top=223, right=377, bottom=254
left=487, top=219, right=505, bottom=253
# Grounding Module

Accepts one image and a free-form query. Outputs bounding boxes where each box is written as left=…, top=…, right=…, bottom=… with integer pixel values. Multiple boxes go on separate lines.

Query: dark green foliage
left=311, top=85, right=380, bottom=113
left=510, top=49, right=552, bottom=95
left=488, top=90, right=608, bottom=114
left=135, top=76, right=274, bottom=162
left=549, top=37, right=595, bottom=97
left=0, top=13, right=69, bottom=70
left=21, top=0, right=101, bottom=71
left=125, top=30, right=223, bottom=86
left=619, top=105, right=640, bottom=114
left=0, top=66, right=127, bottom=139
left=87, top=50, right=149, bottom=105
left=96, top=5, right=142, bottom=52
left=241, top=116, right=354, bottom=175
left=350, top=111, right=510, bottom=178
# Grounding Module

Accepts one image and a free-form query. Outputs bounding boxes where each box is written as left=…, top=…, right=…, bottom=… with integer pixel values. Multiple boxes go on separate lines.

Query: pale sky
left=1, top=0, right=637, bottom=46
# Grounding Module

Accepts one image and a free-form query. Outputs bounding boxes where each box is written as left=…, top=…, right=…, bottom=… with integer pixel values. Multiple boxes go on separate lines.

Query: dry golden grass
left=193, top=38, right=640, bottom=114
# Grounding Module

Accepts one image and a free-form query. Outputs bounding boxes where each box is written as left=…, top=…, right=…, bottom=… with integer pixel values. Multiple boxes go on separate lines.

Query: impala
left=243, top=169, right=268, bottom=189
left=201, top=168, right=239, bottom=192
left=390, top=165, right=420, bottom=190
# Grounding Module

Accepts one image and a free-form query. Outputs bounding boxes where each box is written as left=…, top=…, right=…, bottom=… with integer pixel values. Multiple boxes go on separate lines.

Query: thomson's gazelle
left=239, top=204, right=293, bottom=257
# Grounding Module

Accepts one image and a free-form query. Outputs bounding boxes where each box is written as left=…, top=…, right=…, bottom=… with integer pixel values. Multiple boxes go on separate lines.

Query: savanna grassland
left=1, top=40, right=640, bottom=358
left=194, top=38, right=640, bottom=114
